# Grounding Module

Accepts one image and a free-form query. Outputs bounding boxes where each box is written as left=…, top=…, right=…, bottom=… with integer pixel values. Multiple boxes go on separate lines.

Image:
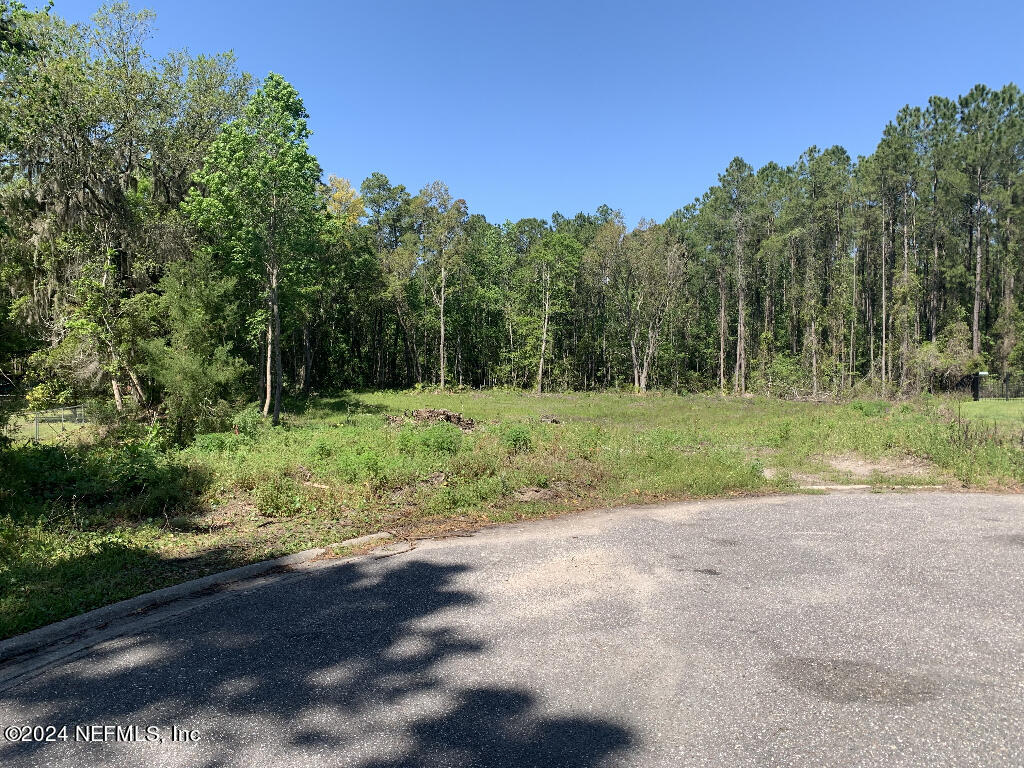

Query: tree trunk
left=630, top=331, right=641, bottom=393
left=126, top=366, right=146, bottom=406
left=972, top=188, right=983, bottom=356
left=789, top=244, right=798, bottom=355
left=639, top=308, right=665, bottom=394
left=881, top=199, right=888, bottom=389
left=301, top=324, right=313, bottom=394
left=536, top=269, right=550, bottom=393
left=901, top=195, right=910, bottom=390
left=718, top=269, right=726, bottom=393
left=271, top=264, right=283, bottom=426
left=262, top=315, right=273, bottom=418
left=111, top=376, right=124, bottom=412
left=438, top=265, right=447, bottom=389
left=256, top=337, right=266, bottom=401
left=811, top=318, right=818, bottom=397
left=508, top=317, right=516, bottom=388
left=733, top=217, right=746, bottom=395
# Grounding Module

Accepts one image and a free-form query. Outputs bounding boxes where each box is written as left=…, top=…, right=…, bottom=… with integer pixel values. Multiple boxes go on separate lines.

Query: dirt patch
left=423, top=471, right=447, bottom=486
left=292, top=465, right=329, bottom=489
left=761, top=467, right=825, bottom=485
left=512, top=481, right=571, bottom=502
left=827, top=453, right=936, bottom=478
left=513, top=487, right=557, bottom=502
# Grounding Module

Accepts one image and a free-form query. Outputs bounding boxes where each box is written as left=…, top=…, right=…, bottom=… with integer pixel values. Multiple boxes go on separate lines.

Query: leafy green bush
left=500, top=423, right=533, bottom=454
left=565, top=424, right=604, bottom=459
left=252, top=475, right=304, bottom=515
left=417, top=423, right=463, bottom=457
left=749, top=353, right=809, bottom=398
left=760, top=419, right=793, bottom=448
left=850, top=400, right=890, bottom=418
left=25, top=379, right=74, bottom=410
left=0, top=439, right=206, bottom=519
left=308, top=440, right=334, bottom=460
left=231, top=404, right=267, bottom=439
left=190, top=432, right=249, bottom=454
left=143, top=252, right=248, bottom=446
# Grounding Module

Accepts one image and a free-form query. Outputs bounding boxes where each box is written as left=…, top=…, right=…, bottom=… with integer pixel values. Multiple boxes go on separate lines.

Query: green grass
left=5, top=406, right=90, bottom=443
left=2, top=390, right=1023, bottom=639
left=957, top=398, right=1024, bottom=427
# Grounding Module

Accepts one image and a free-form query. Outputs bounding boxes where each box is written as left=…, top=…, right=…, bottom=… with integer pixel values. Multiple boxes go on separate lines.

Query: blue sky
left=51, top=0, right=1024, bottom=226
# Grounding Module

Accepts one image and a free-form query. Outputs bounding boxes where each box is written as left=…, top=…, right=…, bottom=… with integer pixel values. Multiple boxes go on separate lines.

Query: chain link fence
left=3, top=404, right=91, bottom=441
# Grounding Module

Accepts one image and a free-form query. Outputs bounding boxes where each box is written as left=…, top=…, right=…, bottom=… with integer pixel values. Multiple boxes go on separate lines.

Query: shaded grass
left=2, top=390, right=1022, bottom=639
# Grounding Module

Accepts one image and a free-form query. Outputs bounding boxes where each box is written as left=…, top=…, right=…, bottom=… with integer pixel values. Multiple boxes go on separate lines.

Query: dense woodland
left=2, top=3, right=1023, bottom=443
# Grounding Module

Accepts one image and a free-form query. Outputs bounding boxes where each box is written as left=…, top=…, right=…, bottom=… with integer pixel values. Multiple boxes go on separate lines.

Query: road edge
left=0, top=531, right=395, bottom=670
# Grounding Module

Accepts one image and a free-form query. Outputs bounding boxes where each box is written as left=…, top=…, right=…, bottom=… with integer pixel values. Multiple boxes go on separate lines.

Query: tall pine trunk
left=972, top=172, right=983, bottom=356
left=270, top=264, right=282, bottom=426
left=438, top=264, right=447, bottom=388
left=537, top=267, right=550, bottom=393
left=718, top=268, right=726, bottom=393
left=881, top=199, right=888, bottom=389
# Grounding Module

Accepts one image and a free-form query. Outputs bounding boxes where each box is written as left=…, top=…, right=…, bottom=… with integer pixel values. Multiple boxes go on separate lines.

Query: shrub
left=418, top=423, right=463, bottom=457
left=308, top=441, right=334, bottom=460
left=749, top=353, right=808, bottom=398
left=0, top=439, right=205, bottom=518
left=500, top=423, right=533, bottom=455
left=231, top=404, right=267, bottom=439
left=25, top=379, right=74, bottom=410
left=252, top=475, right=304, bottom=515
left=190, top=432, right=249, bottom=454
left=850, top=400, right=890, bottom=418
left=761, top=419, right=792, bottom=448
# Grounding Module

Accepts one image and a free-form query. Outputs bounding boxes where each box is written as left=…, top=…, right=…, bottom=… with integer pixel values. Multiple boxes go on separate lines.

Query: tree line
left=2, top=3, right=1022, bottom=443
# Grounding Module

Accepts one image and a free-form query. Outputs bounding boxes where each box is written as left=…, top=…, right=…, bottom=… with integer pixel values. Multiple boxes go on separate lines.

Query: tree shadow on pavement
left=0, top=556, right=635, bottom=767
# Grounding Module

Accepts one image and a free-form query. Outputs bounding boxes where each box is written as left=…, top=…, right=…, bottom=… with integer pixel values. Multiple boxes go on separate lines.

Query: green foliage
left=850, top=400, right=891, bottom=418
left=231, top=404, right=267, bottom=439
left=190, top=431, right=249, bottom=454
left=5, top=1, right=1024, bottom=640
left=499, top=423, right=534, bottom=455
left=183, top=71, right=324, bottom=423
left=749, top=353, right=808, bottom=398
left=252, top=474, right=304, bottom=516
left=417, top=423, right=464, bottom=457
left=24, top=378, right=74, bottom=410
left=1, top=0, right=1023, bottom=439
left=4, top=389, right=1024, bottom=640
left=912, top=321, right=981, bottom=390
left=0, top=439, right=204, bottom=518
left=141, top=251, right=248, bottom=445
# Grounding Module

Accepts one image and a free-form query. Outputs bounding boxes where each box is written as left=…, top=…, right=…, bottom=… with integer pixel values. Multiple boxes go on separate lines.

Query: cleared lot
left=1, top=492, right=1022, bottom=767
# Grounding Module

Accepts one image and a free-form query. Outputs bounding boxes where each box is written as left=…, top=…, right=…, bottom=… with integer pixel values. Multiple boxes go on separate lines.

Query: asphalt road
left=1, top=492, right=1022, bottom=767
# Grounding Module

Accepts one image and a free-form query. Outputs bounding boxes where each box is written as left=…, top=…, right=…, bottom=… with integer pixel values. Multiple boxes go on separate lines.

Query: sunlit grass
left=957, top=398, right=1024, bottom=426
left=3, top=390, right=1022, bottom=639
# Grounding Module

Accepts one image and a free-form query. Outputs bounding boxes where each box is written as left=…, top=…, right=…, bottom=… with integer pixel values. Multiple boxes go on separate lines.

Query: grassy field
left=2, top=390, right=1023, bottom=639
left=5, top=406, right=90, bottom=442
left=957, top=398, right=1024, bottom=428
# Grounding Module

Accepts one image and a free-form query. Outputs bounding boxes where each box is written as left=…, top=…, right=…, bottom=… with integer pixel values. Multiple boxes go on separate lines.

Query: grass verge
left=2, top=390, right=1022, bottom=639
